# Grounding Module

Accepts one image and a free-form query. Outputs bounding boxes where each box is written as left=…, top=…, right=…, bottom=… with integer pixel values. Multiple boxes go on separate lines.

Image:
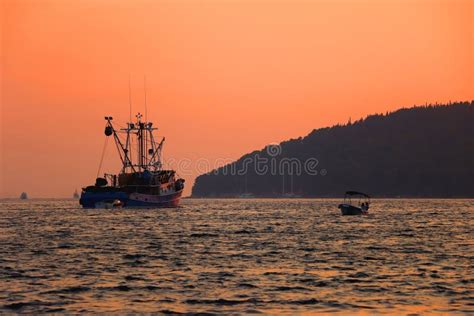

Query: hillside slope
left=192, top=101, right=474, bottom=197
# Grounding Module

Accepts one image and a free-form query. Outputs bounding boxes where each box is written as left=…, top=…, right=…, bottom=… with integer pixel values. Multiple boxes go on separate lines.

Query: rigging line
left=96, top=136, right=109, bottom=178
left=114, top=123, right=127, bottom=131
left=114, top=130, right=129, bottom=165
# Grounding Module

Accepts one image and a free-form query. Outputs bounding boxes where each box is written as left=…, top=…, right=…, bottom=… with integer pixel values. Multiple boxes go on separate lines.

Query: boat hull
left=338, top=204, right=368, bottom=215
left=79, top=190, right=183, bottom=208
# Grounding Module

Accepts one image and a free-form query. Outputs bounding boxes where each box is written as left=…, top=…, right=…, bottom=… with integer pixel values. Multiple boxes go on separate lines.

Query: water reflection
left=0, top=199, right=472, bottom=314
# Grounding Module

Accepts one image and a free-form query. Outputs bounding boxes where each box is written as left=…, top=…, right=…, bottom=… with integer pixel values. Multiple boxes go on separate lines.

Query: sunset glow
left=1, top=0, right=472, bottom=197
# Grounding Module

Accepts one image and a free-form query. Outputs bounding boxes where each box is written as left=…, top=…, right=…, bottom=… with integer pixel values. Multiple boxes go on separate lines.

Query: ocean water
left=0, top=199, right=472, bottom=315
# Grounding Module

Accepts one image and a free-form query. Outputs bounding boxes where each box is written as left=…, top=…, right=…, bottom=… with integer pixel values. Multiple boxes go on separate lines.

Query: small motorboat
left=338, top=191, right=370, bottom=215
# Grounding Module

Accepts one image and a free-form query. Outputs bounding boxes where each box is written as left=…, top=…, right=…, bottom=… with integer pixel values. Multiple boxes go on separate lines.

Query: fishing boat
left=79, top=114, right=185, bottom=208
left=338, top=191, right=370, bottom=215
left=19, top=192, right=28, bottom=200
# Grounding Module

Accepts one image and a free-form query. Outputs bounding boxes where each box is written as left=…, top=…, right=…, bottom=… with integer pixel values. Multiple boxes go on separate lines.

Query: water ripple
left=0, top=198, right=473, bottom=314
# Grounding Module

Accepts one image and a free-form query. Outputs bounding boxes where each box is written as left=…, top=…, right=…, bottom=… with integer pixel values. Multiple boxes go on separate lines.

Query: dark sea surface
left=0, top=199, right=473, bottom=315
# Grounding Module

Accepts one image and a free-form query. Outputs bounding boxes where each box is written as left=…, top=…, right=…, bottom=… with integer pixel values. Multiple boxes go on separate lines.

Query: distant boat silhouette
left=238, top=193, right=254, bottom=198
left=20, top=192, right=28, bottom=200
left=73, top=189, right=79, bottom=199
left=239, top=173, right=254, bottom=198
left=282, top=192, right=302, bottom=198
left=281, top=174, right=301, bottom=198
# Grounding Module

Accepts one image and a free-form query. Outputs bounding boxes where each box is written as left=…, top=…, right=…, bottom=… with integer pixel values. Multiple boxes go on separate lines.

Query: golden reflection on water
left=0, top=198, right=472, bottom=314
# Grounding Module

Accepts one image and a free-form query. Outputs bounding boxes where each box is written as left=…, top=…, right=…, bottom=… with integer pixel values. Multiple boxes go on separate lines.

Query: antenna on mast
left=128, top=74, right=132, bottom=122
left=143, top=76, right=148, bottom=167
left=144, top=75, right=148, bottom=122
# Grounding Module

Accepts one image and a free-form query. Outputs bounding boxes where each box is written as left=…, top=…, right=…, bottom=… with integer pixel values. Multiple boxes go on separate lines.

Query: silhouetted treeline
left=192, top=101, right=474, bottom=198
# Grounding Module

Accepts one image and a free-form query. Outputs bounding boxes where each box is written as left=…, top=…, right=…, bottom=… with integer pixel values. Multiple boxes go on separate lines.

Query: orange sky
left=1, top=0, right=473, bottom=197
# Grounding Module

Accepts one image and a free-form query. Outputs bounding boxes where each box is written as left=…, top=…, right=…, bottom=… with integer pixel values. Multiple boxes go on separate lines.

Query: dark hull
left=338, top=204, right=368, bottom=215
left=80, top=190, right=183, bottom=208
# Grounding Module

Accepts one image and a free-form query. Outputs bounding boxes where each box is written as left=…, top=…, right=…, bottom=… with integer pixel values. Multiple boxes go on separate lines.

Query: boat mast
left=124, top=123, right=132, bottom=172
left=134, top=113, right=162, bottom=172
left=137, top=113, right=144, bottom=171
left=107, top=114, right=163, bottom=173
